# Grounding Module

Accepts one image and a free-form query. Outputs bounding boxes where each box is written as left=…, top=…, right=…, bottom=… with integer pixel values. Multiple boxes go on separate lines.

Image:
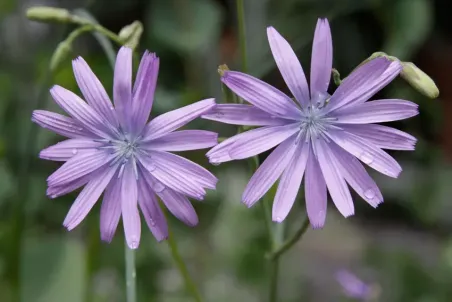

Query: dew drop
left=364, top=189, right=375, bottom=199
left=211, top=161, right=221, bottom=166
left=147, top=163, right=156, bottom=172
left=71, top=148, right=78, bottom=155
left=359, top=151, right=374, bottom=164
left=109, top=106, right=115, bottom=111
left=149, top=218, right=156, bottom=226
left=50, top=194, right=58, bottom=198
left=275, top=216, right=282, bottom=222
left=154, top=182, right=165, bottom=193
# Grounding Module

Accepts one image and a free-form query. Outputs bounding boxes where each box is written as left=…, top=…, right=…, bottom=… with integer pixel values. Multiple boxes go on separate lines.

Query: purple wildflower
left=32, top=47, right=218, bottom=249
left=336, top=270, right=377, bottom=301
left=203, top=18, right=418, bottom=227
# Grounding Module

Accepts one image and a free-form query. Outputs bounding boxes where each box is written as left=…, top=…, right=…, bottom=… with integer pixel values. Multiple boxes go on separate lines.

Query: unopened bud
left=400, top=62, right=439, bottom=99
left=26, top=6, right=72, bottom=23
left=118, top=21, right=143, bottom=50
left=218, top=64, right=230, bottom=77
left=50, top=41, right=71, bottom=72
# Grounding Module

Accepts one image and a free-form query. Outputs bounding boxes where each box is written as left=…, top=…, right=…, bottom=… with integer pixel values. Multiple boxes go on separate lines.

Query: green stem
left=267, top=216, right=310, bottom=261
left=167, top=227, right=203, bottom=302
left=125, top=244, right=137, bottom=302
left=269, top=259, right=279, bottom=302
left=236, top=0, right=248, bottom=72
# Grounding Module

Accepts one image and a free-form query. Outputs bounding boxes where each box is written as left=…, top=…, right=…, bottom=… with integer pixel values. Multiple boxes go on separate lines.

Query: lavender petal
left=229, top=123, right=300, bottom=160
left=304, top=147, right=327, bottom=228
left=206, top=135, right=239, bottom=164
left=32, top=110, right=91, bottom=138
left=72, top=57, right=119, bottom=127
left=132, top=51, right=159, bottom=132
left=202, top=104, right=289, bottom=126
left=310, top=18, right=333, bottom=98
left=155, top=186, right=198, bottom=227
left=340, top=124, right=416, bottom=151
left=146, top=130, right=218, bottom=152
left=39, top=139, right=102, bottom=161
left=120, top=164, right=141, bottom=249
left=142, top=98, right=215, bottom=141
left=272, top=139, right=310, bottom=222
left=327, top=129, right=402, bottom=178
left=333, top=99, right=418, bottom=124
left=113, top=47, right=133, bottom=132
left=267, top=27, right=309, bottom=106
left=137, top=177, right=168, bottom=241
left=313, top=139, right=354, bottom=217
left=47, top=174, right=91, bottom=198
left=221, top=71, right=302, bottom=119
left=100, top=174, right=121, bottom=243
left=63, top=166, right=117, bottom=230
left=242, top=134, right=298, bottom=207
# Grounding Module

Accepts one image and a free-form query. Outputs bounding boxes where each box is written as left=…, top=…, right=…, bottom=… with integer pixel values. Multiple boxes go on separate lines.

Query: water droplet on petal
left=147, top=163, right=156, bottom=172
left=109, top=106, right=114, bottom=111
left=275, top=216, right=282, bottom=222
left=359, top=151, right=374, bottom=164
left=50, top=194, right=58, bottom=198
left=153, top=182, right=165, bottom=193
left=71, top=148, right=78, bottom=155
left=211, top=161, right=220, bottom=166
left=364, top=189, right=375, bottom=199
left=149, top=218, right=156, bottom=226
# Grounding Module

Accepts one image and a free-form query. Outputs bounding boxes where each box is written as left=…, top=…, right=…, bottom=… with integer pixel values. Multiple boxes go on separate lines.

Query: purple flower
left=203, top=18, right=418, bottom=227
left=32, top=47, right=218, bottom=249
left=336, top=270, right=376, bottom=300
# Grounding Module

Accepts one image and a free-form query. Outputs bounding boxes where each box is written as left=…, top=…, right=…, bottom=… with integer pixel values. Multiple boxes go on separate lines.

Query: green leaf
left=21, top=236, right=86, bottom=302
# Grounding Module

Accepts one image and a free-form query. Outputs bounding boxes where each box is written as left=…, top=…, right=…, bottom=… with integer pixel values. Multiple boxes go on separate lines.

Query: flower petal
left=47, top=174, right=91, bottom=198
left=313, top=139, right=354, bottom=217
left=32, top=110, right=92, bottom=138
left=242, top=134, right=298, bottom=207
left=120, top=164, right=141, bottom=249
left=132, top=51, right=159, bottom=132
left=142, top=98, right=216, bottom=141
left=137, top=177, right=168, bottom=241
left=139, top=153, right=208, bottom=199
left=229, top=123, right=300, bottom=160
left=221, top=71, right=302, bottom=118
left=47, top=150, right=114, bottom=187
left=310, top=18, right=333, bottom=98
left=113, top=47, right=133, bottom=132
left=267, top=27, right=310, bottom=106
left=50, top=85, right=112, bottom=138
left=330, top=143, right=383, bottom=207
left=206, top=135, right=239, bottom=164
left=157, top=187, right=198, bottom=227
left=146, top=130, right=218, bottom=152
left=202, top=104, right=289, bottom=126
left=340, top=124, right=416, bottom=150
left=326, top=58, right=402, bottom=112
left=304, top=147, right=327, bottom=228
left=272, top=139, right=310, bottom=222
left=63, top=166, right=117, bottom=230
left=327, top=129, right=402, bottom=178
left=40, top=139, right=103, bottom=161
left=332, top=99, right=418, bottom=124
left=100, top=174, right=121, bottom=243
left=72, top=57, right=119, bottom=127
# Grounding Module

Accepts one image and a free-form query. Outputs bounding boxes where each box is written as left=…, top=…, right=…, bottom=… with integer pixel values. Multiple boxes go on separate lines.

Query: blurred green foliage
left=0, top=0, right=449, bottom=301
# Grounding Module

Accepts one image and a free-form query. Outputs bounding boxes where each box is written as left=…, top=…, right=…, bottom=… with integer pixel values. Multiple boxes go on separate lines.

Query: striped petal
left=32, top=110, right=91, bottom=138
left=100, top=175, right=121, bottom=242
left=47, top=174, right=92, bottom=198
left=120, top=164, right=140, bottom=249
left=304, top=147, right=327, bottom=228
left=310, top=18, right=333, bottom=98
left=267, top=27, right=309, bottom=106
left=40, top=139, right=102, bottom=161
left=242, top=134, right=298, bottom=207
left=146, top=130, right=218, bottom=152
left=113, top=47, right=133, bottom=132
left=221, top=71, right=302, bottom=119
left=202, top=104, right=289, bottom=126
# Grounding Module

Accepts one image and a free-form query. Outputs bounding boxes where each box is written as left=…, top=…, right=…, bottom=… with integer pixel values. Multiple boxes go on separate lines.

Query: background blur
left=0, top=0, right=450, bottom=301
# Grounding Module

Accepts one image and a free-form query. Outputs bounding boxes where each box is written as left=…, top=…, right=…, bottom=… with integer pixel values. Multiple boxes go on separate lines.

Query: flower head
left=33, top=47, right=218, bottom=249
left=336, top=270, right=380, bottom=301
left=203, top=18, right=418, bottom=227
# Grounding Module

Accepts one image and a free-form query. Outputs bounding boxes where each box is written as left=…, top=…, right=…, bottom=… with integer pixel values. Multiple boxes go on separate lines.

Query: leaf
left=21, top=236, right=86, bottom=302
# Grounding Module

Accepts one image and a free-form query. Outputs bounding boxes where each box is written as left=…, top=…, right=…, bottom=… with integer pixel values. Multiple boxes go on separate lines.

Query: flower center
left=299, top=91, right=333, bottom=141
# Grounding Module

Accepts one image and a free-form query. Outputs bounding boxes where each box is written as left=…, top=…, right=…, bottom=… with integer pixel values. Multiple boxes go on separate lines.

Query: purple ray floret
left=32, top=47, right=218, bottom=249
left=202, top=18, right=418, bottom=227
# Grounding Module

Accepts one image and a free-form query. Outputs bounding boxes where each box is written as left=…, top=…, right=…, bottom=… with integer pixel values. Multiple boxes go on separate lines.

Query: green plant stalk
left=125, top=245, right=137, bottom=302
left=268, top=217, right=309, bottom=261
left=167, top=227, right=203, bottom=302
left=236, top=0, right=248, bottom=73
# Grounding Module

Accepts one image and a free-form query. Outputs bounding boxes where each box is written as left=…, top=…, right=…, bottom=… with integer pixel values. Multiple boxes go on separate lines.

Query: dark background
left=0, top=0, right=451, bottom=301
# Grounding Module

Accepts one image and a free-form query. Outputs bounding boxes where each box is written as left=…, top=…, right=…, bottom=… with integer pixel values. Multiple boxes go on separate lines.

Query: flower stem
left=125, top=244, right=137, bottom=302
left=236, top=0, right=248, bottom=72
left=267, top=216, right=310, bottom=261
left=167, top=227, right=203, bottom=302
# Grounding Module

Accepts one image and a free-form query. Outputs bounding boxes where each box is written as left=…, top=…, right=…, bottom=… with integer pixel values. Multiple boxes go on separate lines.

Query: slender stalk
left=125, top=244, right=137, bottom=302
left=167, top=227, right=202, bottom=302
left=236, top=0, right=248, bottom=72
left=267, top=216, right=310, bottom=261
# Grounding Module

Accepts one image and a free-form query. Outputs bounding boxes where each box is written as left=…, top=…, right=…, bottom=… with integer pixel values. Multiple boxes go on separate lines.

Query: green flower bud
left=118, top=21, right=143, bottom=50
left=26, top=6, right=72, bottom=23
left=400, top=62, right=439, bottom=99
left=50, top=41, right=71, bottom=72
left=217, top=64, right=230, bottom=77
